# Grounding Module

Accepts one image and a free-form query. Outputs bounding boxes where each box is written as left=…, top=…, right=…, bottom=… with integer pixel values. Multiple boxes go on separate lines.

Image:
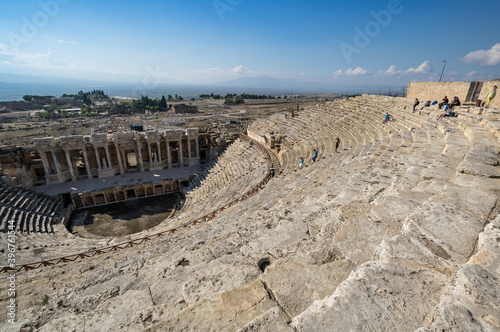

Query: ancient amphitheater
left=1, top=93, right=500, bottom=331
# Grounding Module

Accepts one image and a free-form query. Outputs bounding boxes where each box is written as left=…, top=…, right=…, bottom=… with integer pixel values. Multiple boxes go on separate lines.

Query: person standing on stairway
left=312, top=149, right=318, bottom=163
left=485, top=85, right=497, bottom=108
left=335, top=138, right=340, bottom=153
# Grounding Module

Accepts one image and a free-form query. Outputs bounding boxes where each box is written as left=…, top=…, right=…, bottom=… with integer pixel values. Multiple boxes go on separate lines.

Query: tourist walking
left=312, top=149, right=318, bottom=163
left=412, top=98, right=420, bottom=113
left=485, top=85, right=497, bottom=108
left=335, top=138, right=340, bottom=153
left=299, top=157, right=304, bottom=169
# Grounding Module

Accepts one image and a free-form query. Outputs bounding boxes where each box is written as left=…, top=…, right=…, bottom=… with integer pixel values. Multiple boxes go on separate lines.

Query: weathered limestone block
left=375, top=201, right=486, bottom=274
left=291, top=261, right=448, bottom=332
left=237, top=307, right=293, bottom=332
left=416, top=216, right=500, bottom=331
left=431, top=183, right=499, bottom=220
left=143, top=280, right=277, bottom=332
left=260, top=257, right=355, bottom=317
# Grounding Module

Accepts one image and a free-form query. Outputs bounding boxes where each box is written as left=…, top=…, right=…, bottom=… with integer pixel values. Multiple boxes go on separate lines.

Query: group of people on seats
left=436, top=96, right=461, bottom=120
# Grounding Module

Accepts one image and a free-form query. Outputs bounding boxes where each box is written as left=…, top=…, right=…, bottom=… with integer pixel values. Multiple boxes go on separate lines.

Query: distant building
left=173, top=104, right=198, bottom=114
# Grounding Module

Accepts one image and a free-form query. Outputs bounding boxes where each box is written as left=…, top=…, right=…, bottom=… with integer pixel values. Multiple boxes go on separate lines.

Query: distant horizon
left=0, top=73, right=409, bottom=102
left=1, top=1, right=499, bottom=90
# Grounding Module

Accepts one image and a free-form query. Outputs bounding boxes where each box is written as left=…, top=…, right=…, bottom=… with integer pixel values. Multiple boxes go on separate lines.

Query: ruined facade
left=1, top=129, right=210, bottom=187
left=173, top=104, right=198, bottom=114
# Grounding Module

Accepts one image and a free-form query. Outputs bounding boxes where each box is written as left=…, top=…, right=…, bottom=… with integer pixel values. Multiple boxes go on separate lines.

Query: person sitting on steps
left=439, top=96, right=449, bottom=109
left=445, top=96, right=460, bottom=111
left=413, top=98, right=420, bottom=113
left=383, top=112, right=392, bottom=123
left=436, top=109, right=451, bottom=120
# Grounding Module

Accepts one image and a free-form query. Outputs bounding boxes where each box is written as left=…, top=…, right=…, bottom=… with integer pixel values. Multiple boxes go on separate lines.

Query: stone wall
left=478, top=80, right=500, bottom=108
left=173, top=104, right=198, bottom=114
left=406, top=81, right=477, bottom=103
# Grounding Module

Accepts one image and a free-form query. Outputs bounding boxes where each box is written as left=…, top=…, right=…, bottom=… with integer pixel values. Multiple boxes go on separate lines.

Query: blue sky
left=0, top=0, right=499, bottom=86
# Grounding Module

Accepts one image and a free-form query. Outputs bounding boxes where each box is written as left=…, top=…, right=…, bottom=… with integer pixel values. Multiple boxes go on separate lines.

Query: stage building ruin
left=1, top=129, right=211, bottom=188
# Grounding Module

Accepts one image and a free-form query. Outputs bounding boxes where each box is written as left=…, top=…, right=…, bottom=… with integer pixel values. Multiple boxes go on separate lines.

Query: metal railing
left=1, top=134, right=273, bottom=273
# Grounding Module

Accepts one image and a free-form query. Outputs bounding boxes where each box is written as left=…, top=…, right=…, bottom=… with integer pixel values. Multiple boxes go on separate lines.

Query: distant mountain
left=0, top=73, right=404, bottom=102
left=209, top=76, right=403, bottom=95
left=210, top=76, right=337, bottom=93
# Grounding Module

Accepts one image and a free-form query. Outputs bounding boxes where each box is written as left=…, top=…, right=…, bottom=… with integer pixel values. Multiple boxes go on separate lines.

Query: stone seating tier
left=1, top=95, right=499, bottom=332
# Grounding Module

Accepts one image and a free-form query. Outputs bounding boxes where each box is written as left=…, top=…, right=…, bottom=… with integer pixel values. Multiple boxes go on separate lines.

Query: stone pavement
left=32, top=165, right=201, bottom=196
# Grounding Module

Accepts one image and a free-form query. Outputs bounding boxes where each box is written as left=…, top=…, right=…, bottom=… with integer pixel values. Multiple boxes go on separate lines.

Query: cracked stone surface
left=1, top=95, right=499, bottom=332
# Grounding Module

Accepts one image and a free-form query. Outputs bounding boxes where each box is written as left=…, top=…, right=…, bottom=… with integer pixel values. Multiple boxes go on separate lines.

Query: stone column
left=82, top=149, right=92, bottom=179
left=195, top=139, right=200, bottom=158
left=147, top=142, right=153, bottom=166
left=94, top=146, right=102, bottom=170
left=64, top=149, right=76, bottom=181
left=104, top=145, right=112, bottom=169
left=136, top=140, right=145, bottom=172
left=40, top=151, right=51, bottom=175
left=166, top=139, right=172, bottom=168
left=179, top=140, right=184, bottom=166
left=157, top=143, right=162, bottom=163
left=51, top=150, right=63, bottom=175
left=187, top=139, right=192, bottom=160
left=114, top=142, right=124, bottom=174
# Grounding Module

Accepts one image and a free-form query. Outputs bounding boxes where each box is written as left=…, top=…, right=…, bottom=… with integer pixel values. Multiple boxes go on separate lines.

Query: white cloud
left=462, top=43, right=500, bottom=67
left=58, top=39, right=77, bottom=44
left=190, top=65, right=277, bottom=79
left=49, top=37, right=77, bottom=45
left=463, top=71, right=491, bottom=81
left=345, top=67, right=371, bottom=76
left=0, top=43, right=57, bottom=67
left=403, top=61, right=432, bottom=75
left=332, top=69, right=342, bottom=78
left=385, top=65, right=399, bottom=76
left=381, top=61, right=432, bottom=77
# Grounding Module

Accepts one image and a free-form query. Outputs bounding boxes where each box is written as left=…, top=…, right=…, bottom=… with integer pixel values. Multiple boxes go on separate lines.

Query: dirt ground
left=0, top=95, right=338, bottom=147
left=70, top=194, right=178, bottom=238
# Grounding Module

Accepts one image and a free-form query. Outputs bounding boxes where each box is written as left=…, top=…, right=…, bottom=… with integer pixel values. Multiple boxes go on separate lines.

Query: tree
left=168, top=94, right=173, bottom=101
left=159, top=95, right=167, bottom=110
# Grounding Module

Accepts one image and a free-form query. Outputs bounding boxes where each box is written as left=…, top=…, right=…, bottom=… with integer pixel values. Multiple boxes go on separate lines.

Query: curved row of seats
left=163, top=138, right=271, bottom=229
left=0, top=182, right=62, bottom=234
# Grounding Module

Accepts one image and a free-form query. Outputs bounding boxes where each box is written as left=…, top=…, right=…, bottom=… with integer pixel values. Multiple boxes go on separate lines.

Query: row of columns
left=37, top=137, right=201, bottom=182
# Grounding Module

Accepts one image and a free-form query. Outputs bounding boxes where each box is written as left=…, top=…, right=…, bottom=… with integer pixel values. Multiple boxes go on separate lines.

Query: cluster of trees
left=22, top=95, right=54, bottom=102
left=166, top=94, right=184, bottom=101
left=224, top=94, right=245, bottom=105
left=109, top=95, right=172, bottom=114
left=75, top=90, right=109, bottom=105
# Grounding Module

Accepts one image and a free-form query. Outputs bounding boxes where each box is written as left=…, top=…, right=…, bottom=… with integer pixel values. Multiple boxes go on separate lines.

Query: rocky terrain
left=0, top=95, right=499, bottom=331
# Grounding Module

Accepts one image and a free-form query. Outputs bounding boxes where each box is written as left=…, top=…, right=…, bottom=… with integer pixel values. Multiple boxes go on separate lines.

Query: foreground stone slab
left=142, top=280, right=277, bottom=332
